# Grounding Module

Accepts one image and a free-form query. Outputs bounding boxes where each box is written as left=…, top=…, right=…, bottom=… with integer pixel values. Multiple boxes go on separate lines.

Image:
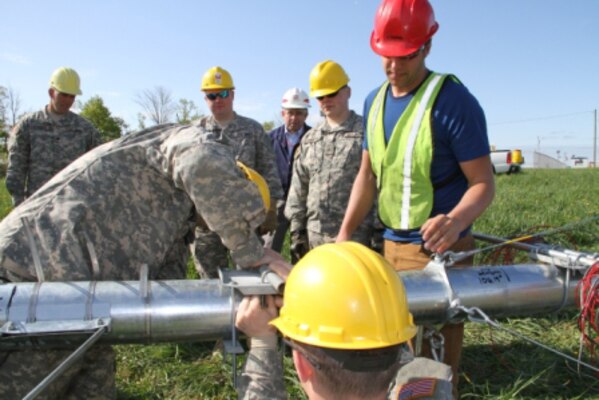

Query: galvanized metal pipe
left=0, top=263, right=582, bottom=348
left=473, top=232, right=598, bottom=268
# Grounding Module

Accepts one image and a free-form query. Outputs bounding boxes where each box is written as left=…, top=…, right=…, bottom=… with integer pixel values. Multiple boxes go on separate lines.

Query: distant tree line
left=1, top=84, right=278, bottom=147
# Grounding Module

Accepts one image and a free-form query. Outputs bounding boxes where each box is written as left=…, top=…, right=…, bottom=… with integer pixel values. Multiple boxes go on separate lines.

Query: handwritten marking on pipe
left=477, top=268, right=511, bottom=285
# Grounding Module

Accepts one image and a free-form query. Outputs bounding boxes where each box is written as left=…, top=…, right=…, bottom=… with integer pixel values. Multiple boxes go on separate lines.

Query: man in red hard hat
left=337, top=0, right=495, bottom=394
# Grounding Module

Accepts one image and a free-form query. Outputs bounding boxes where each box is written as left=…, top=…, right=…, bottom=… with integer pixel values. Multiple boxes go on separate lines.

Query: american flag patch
left=396, top=378, right=437, bottom=400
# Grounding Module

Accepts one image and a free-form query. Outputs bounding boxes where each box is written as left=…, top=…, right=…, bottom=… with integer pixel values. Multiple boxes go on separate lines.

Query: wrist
left=250, top=334, right=278, bottom=350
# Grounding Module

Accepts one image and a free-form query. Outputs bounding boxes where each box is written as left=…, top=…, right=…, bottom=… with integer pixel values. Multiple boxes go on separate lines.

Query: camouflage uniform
left=237, top=348, right=453, bottom=400
left=0, top=123, right=266, bottom=400
left=192, top=114, right=283, bottom=279
left=284, top=111, right=373, bottom=250
left=6, top=106, right=103, bottom=206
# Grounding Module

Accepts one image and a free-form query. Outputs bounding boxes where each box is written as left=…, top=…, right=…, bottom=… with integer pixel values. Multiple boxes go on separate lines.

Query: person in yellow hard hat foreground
left=236, top=242, right=453, bottom=399
left=5, top=67, right=103, bottom=206
left=191, top=66, right=284, bottom=279
left=336, top=0, right=495, bottom=395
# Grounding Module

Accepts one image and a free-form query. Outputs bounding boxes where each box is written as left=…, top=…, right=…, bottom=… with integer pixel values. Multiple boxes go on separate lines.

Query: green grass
left=1, top=168, right=599, bottom=399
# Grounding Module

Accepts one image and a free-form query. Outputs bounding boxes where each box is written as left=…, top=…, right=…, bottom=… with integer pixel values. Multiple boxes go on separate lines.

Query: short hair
left=291, top=340, right=411, bottom=399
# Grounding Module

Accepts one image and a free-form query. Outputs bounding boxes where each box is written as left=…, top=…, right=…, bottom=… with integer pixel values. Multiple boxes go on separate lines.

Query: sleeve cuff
left=230, top=235, right=264, bottom=267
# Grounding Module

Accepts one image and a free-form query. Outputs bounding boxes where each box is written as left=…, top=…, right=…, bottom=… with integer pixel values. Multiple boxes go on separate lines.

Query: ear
left=292, top=350, right=314, bottom=383
left=281, top=109, right=286, bottom=118
left=424, top=41, right=432, bottom=57
left=48, top=88, right=54, bottom=98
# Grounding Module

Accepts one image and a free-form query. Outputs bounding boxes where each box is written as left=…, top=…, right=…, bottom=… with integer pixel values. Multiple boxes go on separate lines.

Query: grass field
left=1, top=168, right=598, bottom=399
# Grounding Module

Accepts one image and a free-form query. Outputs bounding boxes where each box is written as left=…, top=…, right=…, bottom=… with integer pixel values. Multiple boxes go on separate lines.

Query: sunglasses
left=206, top=89, right=231, bottom=100
left=316, top=85, right=347, bottom=101
left=396, top=45, right=425, bottom=61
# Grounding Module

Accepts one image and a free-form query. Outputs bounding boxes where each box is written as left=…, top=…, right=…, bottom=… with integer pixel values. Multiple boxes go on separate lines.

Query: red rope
left=576, top=262, right=599, bottom=363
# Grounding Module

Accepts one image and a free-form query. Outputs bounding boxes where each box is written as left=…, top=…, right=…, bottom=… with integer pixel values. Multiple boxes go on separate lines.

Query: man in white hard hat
left=264, top=88, right=311, bottom=257
left=6, top=67, right=103, bottom=206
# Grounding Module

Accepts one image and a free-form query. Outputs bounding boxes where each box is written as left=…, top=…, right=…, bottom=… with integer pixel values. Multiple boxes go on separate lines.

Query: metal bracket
left=219, top=266, right=284, bottom=296
left=219, top=266, right=284, bottom=388
left=22, top=321, right=110, bottom=400
left=423, top=257, right=462, bottom=321
left=1, top=318, right=112, bottom=337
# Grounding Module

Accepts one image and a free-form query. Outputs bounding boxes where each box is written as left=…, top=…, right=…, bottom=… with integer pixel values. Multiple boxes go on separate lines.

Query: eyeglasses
left=396, top=45, right=425, bottom=61
left=316, top=85, right=347, bottom=101
left=205, top=89, right=231, bottom=101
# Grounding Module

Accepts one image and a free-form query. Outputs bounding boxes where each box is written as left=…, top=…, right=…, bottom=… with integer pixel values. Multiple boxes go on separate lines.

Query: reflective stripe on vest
left=367, top=73, right=448, bottom=230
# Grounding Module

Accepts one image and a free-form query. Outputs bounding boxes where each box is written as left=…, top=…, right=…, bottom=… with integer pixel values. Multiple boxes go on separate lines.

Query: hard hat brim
left=370, top=32, right=421, bottom=57
left=53, top=86, right=82, bottom=96
left=310, top=86, right=344, bottom=98
left=369, top=24, right=438, bottom=57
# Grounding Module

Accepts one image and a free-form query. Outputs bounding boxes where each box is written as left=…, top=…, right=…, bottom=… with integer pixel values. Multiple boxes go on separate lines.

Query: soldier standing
left=284, top=61, right=374, bottom=261
left=192, top=66, right=283, bottom=278
left=6, top=67, right=103, bottom=206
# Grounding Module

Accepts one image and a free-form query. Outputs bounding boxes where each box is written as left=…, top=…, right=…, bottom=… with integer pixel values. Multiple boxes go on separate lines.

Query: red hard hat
left=370, top=0, right=439, bottom=57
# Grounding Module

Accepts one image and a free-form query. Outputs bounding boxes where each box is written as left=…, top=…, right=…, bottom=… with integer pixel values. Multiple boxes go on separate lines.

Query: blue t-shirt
left=363, top=74, right=489, bottom=243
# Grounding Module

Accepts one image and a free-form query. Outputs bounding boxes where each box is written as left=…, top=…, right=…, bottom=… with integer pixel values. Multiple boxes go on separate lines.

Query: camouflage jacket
left=6, top=107, right=103, bottom=206
left=0, top=124, right=265, bottom=283
left=238, top=348, right=453, bottom=400
left=193, top=114, right=284, bottom=201
left=284, top=111, right=373, bottom=240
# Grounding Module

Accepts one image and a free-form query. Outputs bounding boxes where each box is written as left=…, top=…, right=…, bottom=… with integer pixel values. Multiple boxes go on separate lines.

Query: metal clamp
left=219, top=266, right=285, bottom=388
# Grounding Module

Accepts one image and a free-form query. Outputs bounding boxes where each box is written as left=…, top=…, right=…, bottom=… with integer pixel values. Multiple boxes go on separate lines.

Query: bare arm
left=420, top=154, right=495, bottom=253
left=337, top=150, right=377, bottom=242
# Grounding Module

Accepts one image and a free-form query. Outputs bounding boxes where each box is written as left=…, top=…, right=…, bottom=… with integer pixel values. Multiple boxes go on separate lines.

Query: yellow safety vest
left=367, top=73, right=449, bottom=230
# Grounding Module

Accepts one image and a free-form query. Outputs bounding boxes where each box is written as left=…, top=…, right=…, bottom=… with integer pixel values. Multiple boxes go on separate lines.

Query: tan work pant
left=384, top=234, right=475, bottom=395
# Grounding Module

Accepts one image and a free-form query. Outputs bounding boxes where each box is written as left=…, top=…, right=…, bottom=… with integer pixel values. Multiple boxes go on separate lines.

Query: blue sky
left=2, top=1, right=598, bottom=164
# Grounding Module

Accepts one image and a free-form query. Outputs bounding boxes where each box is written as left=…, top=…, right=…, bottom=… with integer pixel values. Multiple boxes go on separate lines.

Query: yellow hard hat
left=201, top=66, right=235, bottom=91
left=236, top=161, right=270, bottom=211
left=49, top=67, right=82, bottom=95
left=309, top=60, right=350, bottom=98
left=271, top=242, right=417, bottom=350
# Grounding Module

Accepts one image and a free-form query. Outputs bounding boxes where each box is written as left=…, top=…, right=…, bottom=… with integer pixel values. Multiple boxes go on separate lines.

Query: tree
left=0, top=86, right=7, bottom=153
left=5, top=86, right=22, bottom=127
left=80, top=96, right=127, bottom=141
left=262, top=120, right=275, bottom=132
left=137, top=113, right=147, bottom=130
left=175, top=99, right=202, bottom=124
left=135, top=86, right=175, bottom=125
left=0, top=86, right=7, bottom=130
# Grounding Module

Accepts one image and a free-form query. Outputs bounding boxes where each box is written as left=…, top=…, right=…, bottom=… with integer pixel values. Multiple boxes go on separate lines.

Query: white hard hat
left=281, top=88, right=310, bottom=109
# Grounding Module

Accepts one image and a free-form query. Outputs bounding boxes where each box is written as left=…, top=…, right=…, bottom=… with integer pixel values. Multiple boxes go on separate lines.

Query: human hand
left=335, top=230, right=351, bottom=243
left=420, top=214, right=462, bottom=253
left=259, top=206, right=278, bottom=235
left=250, top=248, right=292, bottom=280
left=290, top=230, right=309, bottom=262
left=235, top=295, right=283, bottom=338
